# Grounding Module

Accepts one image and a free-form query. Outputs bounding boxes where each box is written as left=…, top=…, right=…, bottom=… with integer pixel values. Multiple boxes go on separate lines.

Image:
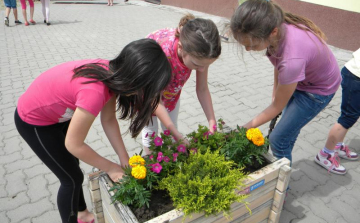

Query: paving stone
left=27, top=175, right=50, bottom=203
left=7, top=198, right=52, bottom=223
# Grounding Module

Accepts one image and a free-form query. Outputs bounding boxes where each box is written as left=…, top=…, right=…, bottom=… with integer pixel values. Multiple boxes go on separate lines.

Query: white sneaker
left=314, top=150, right=346, bottom=175
left=335, top=144, right=358, bottom=160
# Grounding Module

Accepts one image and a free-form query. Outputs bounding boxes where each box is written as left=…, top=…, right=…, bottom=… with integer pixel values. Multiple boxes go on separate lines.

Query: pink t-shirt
left=147, top=28, right=192, bottom=112
left=267, top=24, right=341, bottom=95
left=17, top=59, right=113, bottom=126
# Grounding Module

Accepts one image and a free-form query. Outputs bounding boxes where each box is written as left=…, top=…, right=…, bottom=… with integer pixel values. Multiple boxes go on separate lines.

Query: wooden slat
left=275, top=165, right=291, bottom=192
left=100, top=175, right=139, bottom=223
left=271, top=190, right=285, bottom=214
left=268, top=209, right=280, bottom=223
left=230, top=200, right=273, bottom=223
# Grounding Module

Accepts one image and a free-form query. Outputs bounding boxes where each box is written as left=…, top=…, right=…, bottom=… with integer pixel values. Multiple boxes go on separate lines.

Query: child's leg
left=332, top=67, right=360, bottom=160
left=28, top=0, right=35, bottom=22
left=160, top=100, right=180, bottom=136
left=14, top=110, right=86, bottom=223
left=19, top=0, right=28, bottom=24
left=43, top=0, right=50, bottom=22
left=269, top=90, right=334, bottom=163
left=141, top=116, right=159, bottom=154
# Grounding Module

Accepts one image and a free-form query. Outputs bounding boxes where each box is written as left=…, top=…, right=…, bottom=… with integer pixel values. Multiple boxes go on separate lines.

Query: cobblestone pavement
left=1, top=1, right=359, bottom=222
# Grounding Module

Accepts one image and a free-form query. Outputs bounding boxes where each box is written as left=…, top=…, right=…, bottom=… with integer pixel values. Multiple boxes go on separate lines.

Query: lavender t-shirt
left=267, top=24, right=341, bottom=95
left=17, top=59, right=113, bottom=126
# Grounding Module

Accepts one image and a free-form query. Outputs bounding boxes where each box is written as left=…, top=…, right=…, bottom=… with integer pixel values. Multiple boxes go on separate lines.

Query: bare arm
left=196, top=67, right=216, bottom=132
left=243, top=82, right=297, bottom=129
left=272, top=68, right=279, bottom=102
left=100, top=95, right=129, bottom=168
left=65, top=106, right=124, bottom=182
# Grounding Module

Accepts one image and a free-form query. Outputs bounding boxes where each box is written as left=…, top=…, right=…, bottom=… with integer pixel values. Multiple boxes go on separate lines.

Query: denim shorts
left=337, top=67, right=360, bottom=129
left=269, top=90, right=334, bottom=163
left=4, top=0, right=17, bottom=8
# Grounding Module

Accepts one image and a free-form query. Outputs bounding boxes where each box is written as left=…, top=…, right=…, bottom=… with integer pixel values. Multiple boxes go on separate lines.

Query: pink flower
left=203, top=131, right=213, bottom=139
left=149, top=155, right=154, bottom=160
left=190, top=148, right=198, bottom=154
left=145, top=133, right=149, bottom=138
left=177, top=144, right=186, bottom=153
left=163, top=156, right=170, bottom=162
left=213, top=125, right=217, bottom=131
left=157, top=152, right=163, bottom=162
left=172, top=153, right=178, bottom=162
left=154, top=137, right=163, bottom=146
left=150, top=163, right=162, bottom=174
left=193, top=138, right=198, bottom=143
left=164, top=129, right=171, bottom=136
left=151, top=132, right=156, bottom=137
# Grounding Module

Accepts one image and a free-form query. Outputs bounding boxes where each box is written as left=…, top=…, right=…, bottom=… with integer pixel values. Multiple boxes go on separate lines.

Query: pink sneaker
left=335, top=144, right=358, bottom=160
left=314, top=150, right=346, bottom=175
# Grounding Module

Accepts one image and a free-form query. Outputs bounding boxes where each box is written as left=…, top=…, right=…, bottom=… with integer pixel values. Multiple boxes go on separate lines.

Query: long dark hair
left=176, top=13, right=221, bottom=59
left=72, top=39, right=172, bottom=137
left=230, top=0, right=326, bottom=51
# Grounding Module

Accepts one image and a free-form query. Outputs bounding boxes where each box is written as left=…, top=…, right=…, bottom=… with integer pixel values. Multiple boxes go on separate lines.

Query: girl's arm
left=154, top=100, right=186, bottom=143
left=65, top=106, right=124, bottom=182
left=100, top=95, right=129, bottom=168
left=243, top=82, right=298, bottom=129
left=196, top=67, right=217, bottom=133
left=272, top=68, right=279, bottom=102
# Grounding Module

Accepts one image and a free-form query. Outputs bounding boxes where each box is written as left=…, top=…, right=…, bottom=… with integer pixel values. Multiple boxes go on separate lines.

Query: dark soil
left=129, top=189, right=174, bottom=223
left=129, top=157, right=269, bottom=223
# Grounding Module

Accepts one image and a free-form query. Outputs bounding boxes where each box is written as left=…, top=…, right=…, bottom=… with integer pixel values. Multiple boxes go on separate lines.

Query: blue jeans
left=269, top=90, right=334, bottom=163
left=338, top=67, right=360, bottom=129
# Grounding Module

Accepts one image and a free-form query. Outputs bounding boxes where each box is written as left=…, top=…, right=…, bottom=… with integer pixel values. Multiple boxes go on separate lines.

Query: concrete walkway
left=1, top=1, right=359, bottom=222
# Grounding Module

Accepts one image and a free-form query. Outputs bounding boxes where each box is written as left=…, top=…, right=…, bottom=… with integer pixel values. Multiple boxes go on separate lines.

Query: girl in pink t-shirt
left=14, top=39, right=171, bottom=223
left=230, top=0, right=356, bottom=174
left=142, top=14, right=221, bottom=151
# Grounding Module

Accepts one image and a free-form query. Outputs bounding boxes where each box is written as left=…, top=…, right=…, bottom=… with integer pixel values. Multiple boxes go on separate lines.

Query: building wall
left=161, top=0, right=359, bottom=51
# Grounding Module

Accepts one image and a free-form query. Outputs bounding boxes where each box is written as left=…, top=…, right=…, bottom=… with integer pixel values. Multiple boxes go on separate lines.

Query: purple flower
left=164, top=129, right=171, bottom=136
left=172, top=153, right=178, bottom=162
left=145, top=132, right=149, bottom=138
left=190, top=148, right=198, bottom=154
left=163, top=156, right=170, bottom=162
left=149, top=155, right=154, bottom=160
left=151, top=132, right=156, bottom=137
left=157, top=152, right=163, bottom=162
left=177, top=144, right=186, bottom=153
left=154, top=137, right=163, bottom=146
left=150, top=163, right=162, bottom=174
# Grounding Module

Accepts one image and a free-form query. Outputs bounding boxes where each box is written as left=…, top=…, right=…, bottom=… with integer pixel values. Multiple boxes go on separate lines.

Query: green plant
left=158, top=149, right=249, bottom=217
left=109, top=155, right=158, bottom=208
left=187, top=119, right=268, bottom=168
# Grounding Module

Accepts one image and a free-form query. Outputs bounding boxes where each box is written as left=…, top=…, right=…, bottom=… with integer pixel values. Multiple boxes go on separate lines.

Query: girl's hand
left=107, top=163, right=125, bottom=182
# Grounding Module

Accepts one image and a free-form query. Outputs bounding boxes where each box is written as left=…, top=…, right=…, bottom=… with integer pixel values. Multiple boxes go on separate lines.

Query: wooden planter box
left=88, top=153, right=291, bottom=223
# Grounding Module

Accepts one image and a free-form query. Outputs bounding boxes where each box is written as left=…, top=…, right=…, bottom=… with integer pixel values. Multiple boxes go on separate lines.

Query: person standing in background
left=4, top=0, right=22, bottom=26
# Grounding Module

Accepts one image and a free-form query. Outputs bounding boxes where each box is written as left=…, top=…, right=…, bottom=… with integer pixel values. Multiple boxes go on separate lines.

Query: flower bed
left=88, top=123, right=291, bottom=223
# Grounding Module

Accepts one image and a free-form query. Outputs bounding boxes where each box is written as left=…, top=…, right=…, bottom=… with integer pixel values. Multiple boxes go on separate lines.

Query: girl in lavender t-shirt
left=14, top=39, right=171, bottom=223
left=142, top=14, right=221, bottom=151
left=230, top=0, right=355, bottom=175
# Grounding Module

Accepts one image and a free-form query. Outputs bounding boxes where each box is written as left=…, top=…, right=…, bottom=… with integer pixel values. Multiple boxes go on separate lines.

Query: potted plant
left=88, top=120, right=291, bottom=223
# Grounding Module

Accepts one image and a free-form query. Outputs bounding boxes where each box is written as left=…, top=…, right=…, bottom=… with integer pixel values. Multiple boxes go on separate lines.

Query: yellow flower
left=252, top=134, right=265, bottom=146
left=246, top=128, right=265, bottom=146
left=131, top=165, right=147, bottom=179
left=129, top=155, right=145, bottom=167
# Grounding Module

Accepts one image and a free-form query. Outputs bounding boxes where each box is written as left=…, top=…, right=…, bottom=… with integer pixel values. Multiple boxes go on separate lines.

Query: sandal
left=29, top=20, right=36, bottom=24
left=77, top=219, right=94, bottom=223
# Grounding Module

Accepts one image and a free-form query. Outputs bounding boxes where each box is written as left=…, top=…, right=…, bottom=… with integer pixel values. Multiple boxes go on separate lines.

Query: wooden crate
left=88, top=153, right=291, bottom=223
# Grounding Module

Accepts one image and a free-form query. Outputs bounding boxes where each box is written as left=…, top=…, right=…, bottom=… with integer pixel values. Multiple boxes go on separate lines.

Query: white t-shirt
left=345, top=48, right=360, bottom=78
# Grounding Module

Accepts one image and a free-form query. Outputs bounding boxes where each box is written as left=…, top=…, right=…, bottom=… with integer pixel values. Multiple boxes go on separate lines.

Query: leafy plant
left=158, top=149, right=249, bottom=217
left=187, top=119, right=268, bottom=168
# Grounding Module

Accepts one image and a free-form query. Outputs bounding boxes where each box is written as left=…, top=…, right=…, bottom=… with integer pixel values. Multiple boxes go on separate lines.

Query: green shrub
left=158, top=149, right=248, bottom=217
